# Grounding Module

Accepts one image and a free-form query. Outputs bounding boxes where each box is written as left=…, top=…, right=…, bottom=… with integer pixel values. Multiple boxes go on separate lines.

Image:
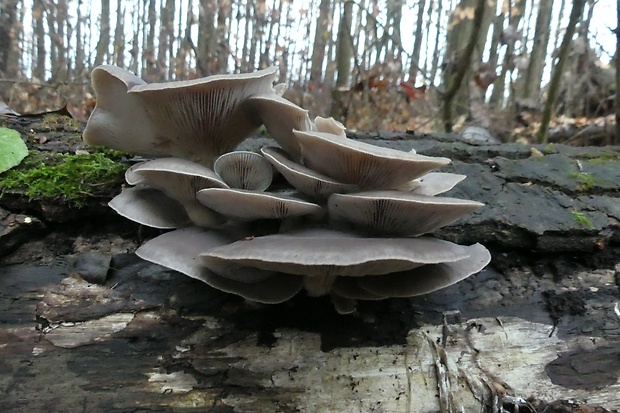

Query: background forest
left=0, top=0, right=617, bottom=144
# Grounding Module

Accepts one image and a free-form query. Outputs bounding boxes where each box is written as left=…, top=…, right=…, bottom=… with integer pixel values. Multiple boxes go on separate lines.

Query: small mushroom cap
left=196, top=188, right=324, bottom=221
left=412, top=172, right=467, bottom=196
left=328, top=191, right=484, bottom=236
left=109, top=186, right=190, bottom=229
left=245, top=94, right=313, bottom=160
left=357, top=243, right=491, bottom=297
left=213, top=151, right=273, bottom=191
left=136, top=227, right=302, bottom=303
left=200, top=228, right=470, bottom=277
left=293, top=130, right=451, bottom=189
left=313, top=116, right=346, bottom=137
left=125, top=157, right=228, bottom=187
left=260, top=146, right=359, bottom=201
left=123, top=158, right=227, bottom=227
left=84, top=65, right=279, bottom=165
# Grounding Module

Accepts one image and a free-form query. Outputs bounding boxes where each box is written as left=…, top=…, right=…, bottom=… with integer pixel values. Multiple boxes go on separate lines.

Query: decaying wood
left=1, top=125, right=620, bottom=412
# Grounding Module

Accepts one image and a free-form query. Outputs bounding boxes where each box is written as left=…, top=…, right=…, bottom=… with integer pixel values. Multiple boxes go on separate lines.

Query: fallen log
left=1, top=120, right=619, bottom=412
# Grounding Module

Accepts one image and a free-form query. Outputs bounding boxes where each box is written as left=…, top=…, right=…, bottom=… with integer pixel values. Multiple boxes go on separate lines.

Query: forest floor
left=1, top=113, right=619, bottom=412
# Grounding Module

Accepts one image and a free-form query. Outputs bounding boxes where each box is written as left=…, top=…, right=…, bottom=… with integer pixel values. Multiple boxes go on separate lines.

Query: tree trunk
left=113, top=0, right=125, bottom=68
left=94, top=0, right=110, bottom=68
left=536, top=0, right=586, bottom=143
left=489, top=0, right=526, bottom=106
left=330, top=0, right=354, bottom=121
left=310, top=0, right=332, bottom=84
left=521, top=0, right=553, bottom=101
left=442, top=0, right=486, bottom=131
left=408, top=0, right=426, bottom=82
left=31, top=0, right=46, bottom=80
left=616, top=0, right=620, bottom=145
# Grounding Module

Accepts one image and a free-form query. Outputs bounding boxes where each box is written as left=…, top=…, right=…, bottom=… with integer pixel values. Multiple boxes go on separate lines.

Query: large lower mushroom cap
left=200, top=228, right=470, bottom=278
left=357, top=243, right=491, bottom=297
left=293, top=130, right=451, bottom=190
left=328, top=191, right=484, bottom=236
left=136, top=227, right=303, bottom=303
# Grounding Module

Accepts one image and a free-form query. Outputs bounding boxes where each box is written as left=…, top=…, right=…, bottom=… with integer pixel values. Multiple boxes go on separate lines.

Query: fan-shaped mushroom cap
left=245, top=94, right=313, bottom=160
left=213, top=151, right=273, bottom=191
left=125, top=157, right=227, bottom=187
left=84, top=65, right=279, bottom=166
left=200, top=228, right=470, bottom=278
left=357, top=243, right=491, bottom=297
left=109, top=186, right=190, bottom=229
left=196, top=188, right=324, bottom=221
left=136, top=227, right=303, bottom=303
left=293, top=130, right=451, bottom=189
left=411, top=172, right=467, bottom=196
left=313, top=116, right=346, bottom=137
left=328, top=191, right=483, bottom=236
left=260, top=146, right=359, bottom=202
left=123, top=157, right=226, bottom=227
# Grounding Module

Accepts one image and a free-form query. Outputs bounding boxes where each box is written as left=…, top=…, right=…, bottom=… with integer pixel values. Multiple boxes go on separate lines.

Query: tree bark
left=522, top=0, right=553, bottom=101
left=536, top=0, right=586, bottom=144
left=310, top=0, right=332, bottom=84
left=94, top=0, right=110, bottom=68
left=408, top=0, right=426, bottom=82
left=441, top=0, right=486, bottom=132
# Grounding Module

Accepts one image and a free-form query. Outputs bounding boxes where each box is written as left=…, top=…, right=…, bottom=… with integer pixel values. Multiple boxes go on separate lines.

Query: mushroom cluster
left=84, top=65, right=490, bottom=313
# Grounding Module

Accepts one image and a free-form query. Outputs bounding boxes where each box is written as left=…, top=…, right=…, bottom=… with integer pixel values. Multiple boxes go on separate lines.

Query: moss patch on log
left=0, top=151, right=126, bottom=207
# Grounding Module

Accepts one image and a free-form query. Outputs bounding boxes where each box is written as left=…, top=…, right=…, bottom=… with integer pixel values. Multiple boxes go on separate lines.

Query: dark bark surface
left=1, top=116, right=619, bottom=412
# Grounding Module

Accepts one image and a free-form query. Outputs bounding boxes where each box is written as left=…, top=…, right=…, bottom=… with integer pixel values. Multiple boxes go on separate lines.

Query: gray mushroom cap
left=328, top=191, right=484, bottom=236
left=260, top=146, right=359, bottom=202
left=109, top=186, right=191, bottom=229
left=123, top=157, right=227, bottom=228
left=313, top=116, right=346, bottom=137
left=136, top=227, right=303, bottom=303
left=357, top=243, right=491, bottom=297
left=196, top=188, right=324, bottom=221
left=293, top=130, right=451, bottom=189
left=413, top=172, right=467, bottom=195
left=213, top=151, right=273, bottom=191
left=200, top=228, right=470, bottom=278
left=84, top=65, right=279, bottom=166
left=245, top=94, right=313, bottom=160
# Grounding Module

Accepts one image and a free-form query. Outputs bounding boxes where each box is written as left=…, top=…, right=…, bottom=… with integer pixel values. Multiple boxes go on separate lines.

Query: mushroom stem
left=303, top=274, right=338, bottom=296
left=184, top=201, right=224, bottom=228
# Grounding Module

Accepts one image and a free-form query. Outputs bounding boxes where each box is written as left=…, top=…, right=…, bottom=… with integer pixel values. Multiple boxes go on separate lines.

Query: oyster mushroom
left=213, top=151, right=273, bottom=191
left=196, top=188, right=324, bottom=221
left=124, top=157, right=227, bottom=228
left=200, top=228, right=470, bottom=296
left=109, top=186, right=191, bottom=229
left=312, top=116, right=346, bottom=138
left=136, top=227, right=303, bottom=303
left=245, top=94, right=313, bottom=160
left=260, top=146, right=359, bottom=202
left=84, top=65, right=279, bottom=166
left=293, top=130, right=451, bottom=189
left=328, top=191, right=484, bottom=236
left=357, top=243, right=491, bottom=297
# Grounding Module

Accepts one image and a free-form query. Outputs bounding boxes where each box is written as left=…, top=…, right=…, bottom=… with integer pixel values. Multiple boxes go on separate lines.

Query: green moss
left=584, top=152, right=620, bottom=164
left=543, top=143, right=556, bottom=154
left=0, top=151, right=125, bottom=207
left=39, top=114, right=81, bottom=132
left=568, top=171, right=597, bottom=190
left=572, top=210, right=594, bottom=229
